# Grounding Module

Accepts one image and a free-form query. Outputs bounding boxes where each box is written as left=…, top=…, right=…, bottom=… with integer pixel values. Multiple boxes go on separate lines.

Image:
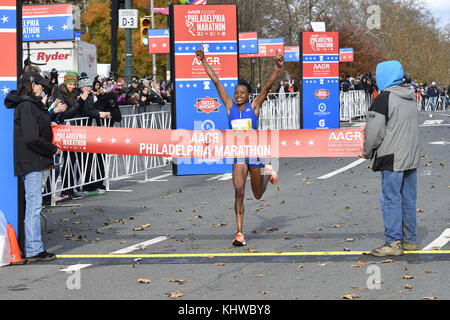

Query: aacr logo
left=329, top=131, right=362, bottom=141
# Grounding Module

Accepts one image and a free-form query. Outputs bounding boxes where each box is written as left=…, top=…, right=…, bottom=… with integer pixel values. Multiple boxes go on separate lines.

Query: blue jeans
left=23, top=171, right=44, bottom=257
left=380, top=169, right=417, bottom=244
left=429, top=96, right=437, bottom=111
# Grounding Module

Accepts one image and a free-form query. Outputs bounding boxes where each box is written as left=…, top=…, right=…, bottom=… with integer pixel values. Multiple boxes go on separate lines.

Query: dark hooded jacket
left=4, top=91, right=57, bottom=177
left=55, top=83, right=82, bottom=121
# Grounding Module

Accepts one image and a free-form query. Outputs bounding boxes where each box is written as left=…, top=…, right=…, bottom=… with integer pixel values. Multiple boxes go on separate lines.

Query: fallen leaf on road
left=381, top=259, right=395, bottom=264
left=343, top=248, right=352, bottom=251
left=351, top=286, right=368, bottom=290
left=424, top=270, right=437, bottom=274
left=215, top=262, right=225, bottom=266
left=243, top=248, right=259, bottom=253
left=167, top=291, right=183, bottom=299
left=266, top=227, right=278, bottom=232
left=401, top=275, right=414, bottom=279
left=342, top=293, right=360, bottom=300
left=137, top=278, right=151, bottom=284
left=169, top=279, right=191, bottom=285
left=258, top=291, right=270, bottom=295
left=422, top=296, right=437, bottom=300
left=405, top=284, right=413, bottom=290
left=345, top=238, right=355, bottom=242
left=332, top=224, right=341, bottom=228
left=251, top=274, right=266, bottom=278
left=416, top=209, right=424, bottom=213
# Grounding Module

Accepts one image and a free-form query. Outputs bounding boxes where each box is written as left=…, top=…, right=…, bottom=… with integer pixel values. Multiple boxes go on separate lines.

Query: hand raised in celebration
left=195, top=42, right=205, bottom=61
left=275, top=49, right=284, bottom=69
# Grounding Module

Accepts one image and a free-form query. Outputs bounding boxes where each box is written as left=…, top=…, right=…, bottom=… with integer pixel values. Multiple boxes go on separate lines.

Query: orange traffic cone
left=7, top=224, right=26, bottom=265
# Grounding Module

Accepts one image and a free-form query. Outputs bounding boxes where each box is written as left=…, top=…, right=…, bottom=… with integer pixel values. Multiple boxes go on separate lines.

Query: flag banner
left=52, top=126, right=363, bottom=158
left=301, top=32, right=339, bottom=129
left=154, top=7, right=169, bottom=15
left=240, top=38, right=284, bottom=58
left=284, top=46, right=299, bottom=62
left=22, top=4, right=74, bottom=42
left=0, top=0, right=18, bottom=235
left=339, top=48, right=354, bottom=62
left=148, top=28, right=170, bottom=54
left=239, top=32, right=258, bottom=54
left=172, top=4, right=238, bottom=174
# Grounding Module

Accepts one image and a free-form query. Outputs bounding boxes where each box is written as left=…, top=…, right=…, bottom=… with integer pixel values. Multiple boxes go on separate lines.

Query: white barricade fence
left=43, top=105, right=172, bottom=205
left=339, top=90, right=372, bottom=122
left=259, top=95, right=300, bottom=130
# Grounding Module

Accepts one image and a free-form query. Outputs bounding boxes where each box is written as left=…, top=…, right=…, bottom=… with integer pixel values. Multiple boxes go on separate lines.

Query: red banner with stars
left=52, top=126, right=363, bottom=158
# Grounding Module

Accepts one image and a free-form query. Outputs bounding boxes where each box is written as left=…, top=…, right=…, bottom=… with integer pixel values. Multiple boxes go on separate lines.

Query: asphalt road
left=1, top=111, right=448, bottom=300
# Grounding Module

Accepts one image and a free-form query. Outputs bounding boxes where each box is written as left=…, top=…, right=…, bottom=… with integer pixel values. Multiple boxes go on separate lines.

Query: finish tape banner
left=52, top=126, right=363, bottom=159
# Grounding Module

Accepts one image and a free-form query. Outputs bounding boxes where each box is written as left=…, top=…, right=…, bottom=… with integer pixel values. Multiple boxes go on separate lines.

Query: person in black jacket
left=4, top=71, right=61, bottom=262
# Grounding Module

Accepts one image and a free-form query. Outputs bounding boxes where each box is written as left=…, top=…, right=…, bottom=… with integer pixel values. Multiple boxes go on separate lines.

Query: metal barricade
left=339, top=90, right=372, bottom=122
left=258, top=95, right=300, bottom=130
left=43, top=104, right=172, bottom=205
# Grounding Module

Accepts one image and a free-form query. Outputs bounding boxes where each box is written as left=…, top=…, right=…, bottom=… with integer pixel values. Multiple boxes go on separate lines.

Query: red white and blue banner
left=239, top=32, right=258, bottom=54
left=240, top=37, right=284, bottom=58
left=148, top=28, right=170, bottom=54
left=339, top=48, right=354, bottom=62
left=171, top=4, right=238, bottom=175
left=22, top=4, right=74, bottom=42
left=284, top=46, right=299, bottom=62
left=300, top=32, right=340, bottom=129
left=53, top=126, right=364, bottom=158
left=0, top=0, right=18, bottom=231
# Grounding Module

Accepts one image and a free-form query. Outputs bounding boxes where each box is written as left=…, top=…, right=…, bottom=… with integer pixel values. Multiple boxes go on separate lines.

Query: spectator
left=361, top=60, right=420, bottom=257
left=253, top=82, right=261, bottom=95
left=4, top=71, right=60, bottom=262
left=149, top=83, right=166, bottom=105
left=55, top=71, right=85, bottom=200
left=342, top=75, right=352, bottom=92
left=126, top=79, right=141, bottom=106
left=276, top=80, right=287, bottom=99
left=77, top=75, right=111, bottom=195
left=427, top=82, right=438, bottom=111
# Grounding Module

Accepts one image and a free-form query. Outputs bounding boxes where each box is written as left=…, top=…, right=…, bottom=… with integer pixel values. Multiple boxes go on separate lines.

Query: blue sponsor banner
left=175, top=79, right=237, bottom=173
left=301, top=32, right=340, bottom=129
left=22, top=4, right=74, bottom=42
left=302, top=78, right=340, bottom=129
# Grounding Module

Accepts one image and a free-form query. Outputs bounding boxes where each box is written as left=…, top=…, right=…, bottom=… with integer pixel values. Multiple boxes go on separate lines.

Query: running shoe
left=265, top=165, right=278, bottom=184
left=232, top=232, right=246, bottom=246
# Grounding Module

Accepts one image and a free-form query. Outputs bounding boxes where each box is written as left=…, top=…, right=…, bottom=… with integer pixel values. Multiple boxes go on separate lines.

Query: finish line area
left=53, top=250, right=450, bottom=266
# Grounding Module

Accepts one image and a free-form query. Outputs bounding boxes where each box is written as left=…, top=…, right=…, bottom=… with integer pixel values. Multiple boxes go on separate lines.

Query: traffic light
left=140, top=17, right=150, bottom=46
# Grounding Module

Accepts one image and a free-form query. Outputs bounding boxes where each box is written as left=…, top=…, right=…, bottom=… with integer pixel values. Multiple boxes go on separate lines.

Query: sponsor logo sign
left=172, top=4, right=237, bottom=174
left=301, top=32, right=339, bottom=129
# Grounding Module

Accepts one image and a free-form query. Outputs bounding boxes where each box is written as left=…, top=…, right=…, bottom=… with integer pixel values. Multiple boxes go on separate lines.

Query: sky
left=421, top=0, right=450, bottom=26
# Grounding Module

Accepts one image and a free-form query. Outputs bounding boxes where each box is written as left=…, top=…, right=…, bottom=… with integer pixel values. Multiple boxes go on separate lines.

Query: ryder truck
left=23, top=40, right=97, bottom=84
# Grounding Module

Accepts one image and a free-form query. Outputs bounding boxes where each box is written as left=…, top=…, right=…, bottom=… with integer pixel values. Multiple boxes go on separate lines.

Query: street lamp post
left=124, top=0, right=134, bottom=84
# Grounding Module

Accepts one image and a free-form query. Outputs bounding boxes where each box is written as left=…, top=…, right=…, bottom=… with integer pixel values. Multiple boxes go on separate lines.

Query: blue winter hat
left=375, top=60, right=404, bottom=92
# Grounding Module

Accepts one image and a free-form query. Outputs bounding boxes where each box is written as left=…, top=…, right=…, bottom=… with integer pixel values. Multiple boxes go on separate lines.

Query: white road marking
left=316, top=158, right=366, bottom=180
left=428, top=141, right=450, bottom=145
left=423, top=119, right=443, bottom=125
left=146, top=173, right=172, bottom=182
left=60, top=236, right=170, bottom=272
left=422, top=228, right=450, bottom=251
left=111, top=236, right=169, bottom=254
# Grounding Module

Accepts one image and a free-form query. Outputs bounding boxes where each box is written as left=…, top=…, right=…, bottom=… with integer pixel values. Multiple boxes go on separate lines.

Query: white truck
left=23, top=40, right=98, bottom=84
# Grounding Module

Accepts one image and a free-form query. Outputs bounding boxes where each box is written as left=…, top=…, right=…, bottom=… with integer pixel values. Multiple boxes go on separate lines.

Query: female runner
left=195, top=45, right=284, bottom=246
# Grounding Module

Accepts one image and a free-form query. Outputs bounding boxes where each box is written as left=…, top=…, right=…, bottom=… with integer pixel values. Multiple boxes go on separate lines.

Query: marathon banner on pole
left=52, top=126, right=363, bottom=159
left=171, top=4, right=238, bottom=175
left=22, top=4, right=74, bottom=42
left=339, top=48, right=354, bottom=62
left=148, top=29, right=170, bottom=54
left=284, top=46, right=299, bottom=62
left=300, top=32, right=340, bottom=129
left=239, top=32, right=258, bottom=54
left=240, top=38, right=284, bottom=58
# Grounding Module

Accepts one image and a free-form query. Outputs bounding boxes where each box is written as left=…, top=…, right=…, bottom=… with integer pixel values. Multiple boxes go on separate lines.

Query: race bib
left=231, top=118, right=252, bottom=130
